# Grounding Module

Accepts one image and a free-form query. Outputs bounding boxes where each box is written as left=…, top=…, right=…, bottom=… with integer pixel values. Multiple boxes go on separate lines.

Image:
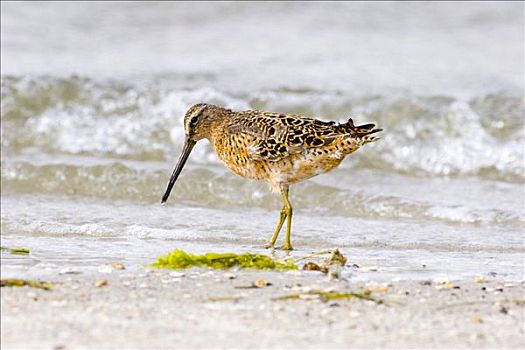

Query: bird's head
left=183, top=103, right=215, bottom=142
left=161, top=103, right=219, bottom=205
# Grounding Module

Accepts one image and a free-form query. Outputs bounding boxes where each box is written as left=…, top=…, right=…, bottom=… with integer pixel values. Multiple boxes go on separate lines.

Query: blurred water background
left=1, top=2, right=524, bottom=281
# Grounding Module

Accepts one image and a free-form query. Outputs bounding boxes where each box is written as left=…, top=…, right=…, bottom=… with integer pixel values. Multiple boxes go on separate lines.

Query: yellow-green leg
left=264, top=207, right=286, bottom=249
left=264, top=185, right=293, bottom=250
left=281, top=185, right=293, bottom=250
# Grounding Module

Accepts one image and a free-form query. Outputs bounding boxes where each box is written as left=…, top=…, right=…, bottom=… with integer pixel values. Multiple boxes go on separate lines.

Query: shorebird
left=161, top=104, right=382, bottom=250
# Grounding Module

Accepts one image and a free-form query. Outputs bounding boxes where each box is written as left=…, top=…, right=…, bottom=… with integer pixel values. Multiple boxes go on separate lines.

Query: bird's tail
left=340, top=118, right=383, bottom=144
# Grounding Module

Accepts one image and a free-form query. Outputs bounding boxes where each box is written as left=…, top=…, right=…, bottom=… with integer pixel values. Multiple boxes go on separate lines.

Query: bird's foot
left=277, top=244, right=293, bottom=251
left=263, top=242, right=275, bottom=249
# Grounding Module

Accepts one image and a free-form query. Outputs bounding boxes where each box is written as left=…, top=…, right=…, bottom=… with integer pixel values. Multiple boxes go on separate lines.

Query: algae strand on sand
left=0, top=279, right=53, bottom=290
left=0, top=246, right=30, bottom=255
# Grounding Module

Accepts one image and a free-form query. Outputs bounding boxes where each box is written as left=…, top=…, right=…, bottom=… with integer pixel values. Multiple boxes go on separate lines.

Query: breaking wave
left=2, top=75, right=523, bottom=182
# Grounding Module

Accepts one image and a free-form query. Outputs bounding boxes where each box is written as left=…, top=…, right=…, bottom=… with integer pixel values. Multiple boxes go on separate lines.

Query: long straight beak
left=161, top=138, right=196, bottom=205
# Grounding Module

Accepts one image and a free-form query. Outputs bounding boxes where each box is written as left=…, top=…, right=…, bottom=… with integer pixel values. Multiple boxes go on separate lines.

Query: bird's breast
left=211, top=134, right=262, bottom=180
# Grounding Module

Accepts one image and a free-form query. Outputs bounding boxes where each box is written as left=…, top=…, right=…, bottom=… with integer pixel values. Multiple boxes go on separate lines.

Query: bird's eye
left=190, top=116, right=199, bottom=125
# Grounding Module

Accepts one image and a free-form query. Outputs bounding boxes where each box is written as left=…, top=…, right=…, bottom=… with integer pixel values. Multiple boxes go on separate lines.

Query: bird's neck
left=200, top=108, right=230, bottom=141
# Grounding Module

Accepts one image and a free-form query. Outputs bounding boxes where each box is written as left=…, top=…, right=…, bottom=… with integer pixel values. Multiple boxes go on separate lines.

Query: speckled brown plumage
left=162, top=103, right=382, bottom=250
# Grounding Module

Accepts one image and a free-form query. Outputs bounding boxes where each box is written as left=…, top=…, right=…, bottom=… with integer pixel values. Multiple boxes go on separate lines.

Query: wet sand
left=1, top=267, right=524, bottom=349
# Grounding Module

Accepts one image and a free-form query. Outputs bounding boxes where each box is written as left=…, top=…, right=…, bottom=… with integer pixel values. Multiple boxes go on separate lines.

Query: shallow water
left=1, top=2, right=524, bottom=281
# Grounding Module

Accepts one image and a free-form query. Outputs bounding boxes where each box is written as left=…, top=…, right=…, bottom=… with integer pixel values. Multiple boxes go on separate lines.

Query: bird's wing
left=226, top=111, right=344, bottom=162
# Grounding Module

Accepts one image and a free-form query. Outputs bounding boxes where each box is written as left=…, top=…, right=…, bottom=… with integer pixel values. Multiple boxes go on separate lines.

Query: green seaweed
left=0, top=246, right=30, bottom=255
left=0, top=279, right=53, bottom=290
left=204, top=296, right=242, bottom=302
left=435, top=298, right=525, bottom=310
left=274, top=290, right=383, bottom=303
left=152, top=249, right=297, bottom=270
